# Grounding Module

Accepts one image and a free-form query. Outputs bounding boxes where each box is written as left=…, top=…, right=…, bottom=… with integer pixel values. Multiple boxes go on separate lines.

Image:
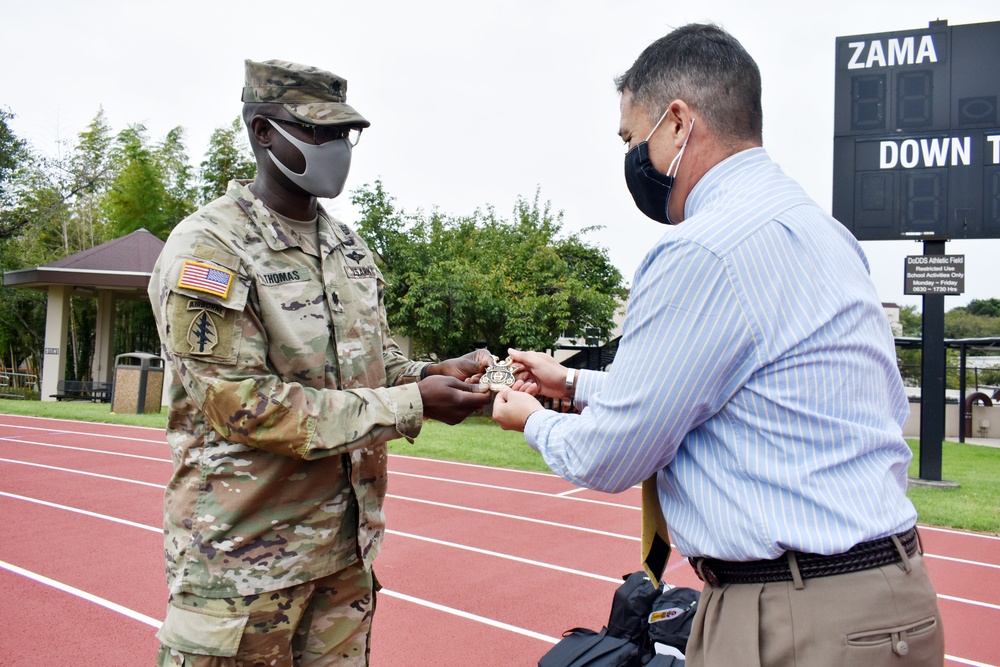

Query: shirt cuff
left=391, top=382, right=424, bottom=441
left=396, top=362, right=432, bottom=384
left=524, top=408, right=557, bottom=453
left=574, top=369, right=603, bottom=409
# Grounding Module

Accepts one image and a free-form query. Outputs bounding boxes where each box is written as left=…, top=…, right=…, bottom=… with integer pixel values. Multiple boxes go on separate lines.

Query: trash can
left=111, top=352, right=164, bottom=414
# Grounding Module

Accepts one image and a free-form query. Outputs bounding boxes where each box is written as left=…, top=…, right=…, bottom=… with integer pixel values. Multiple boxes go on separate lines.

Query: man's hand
left=418, top=375, right=491, bottom=425
left=507, top=348, right=570, bottom=399
left=425, top=348, right=493, bottom=383
left=492, top=383, right=544, bottom=432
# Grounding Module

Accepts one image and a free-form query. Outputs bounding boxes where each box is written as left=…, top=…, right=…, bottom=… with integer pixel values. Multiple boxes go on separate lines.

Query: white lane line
left=0, top=491, right=162, bottom=533
left=925, top=553, right=1000, bottom=570
left=5, top=458, right=1000, bottom=575
left=7, top=424, right=996, bottom=561
left=2, top=556, right=992, bottom=667
left=389, top=453, right=556, bottom=477
left=2, top=490, right=622, bottom=584
left=0, top=438, right=632, bottom=509
left=0, top=414, right=165, bottom=434
left=938, top=593, right=1000, bottom=612
left=391, top=471, right=637, bottom=510
left=0, top=419, right=996, bottom=541
left=0, top=493, right=565, bottom=646
left=392, top=453, right=633, bottom=491
left=0, top=421, right=165, bottom=443
left=388, top=494, right=638, bottom=541
left=921, top=525, right=1000, bottom=542
left=946, top=655, right=998, bottom=667
left=6, top=484, right=1000, bottom=618
left=0, top=438, right=171, bottom=462
left=0, top=458, right=165, bottom=488
left=0, top=558, right=561, bottom=647
left=378, top=589, right=558, bottom=644
left=387, top=529, right=621, bottom=584
left=0, top=559, right=162, bottom=628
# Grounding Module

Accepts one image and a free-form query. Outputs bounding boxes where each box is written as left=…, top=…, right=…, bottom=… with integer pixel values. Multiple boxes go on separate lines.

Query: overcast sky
left=3, top=1, right=998, bottom=311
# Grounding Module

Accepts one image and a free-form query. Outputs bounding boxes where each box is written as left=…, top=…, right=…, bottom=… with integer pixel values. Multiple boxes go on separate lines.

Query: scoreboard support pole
left=918, top=239, right=946, bottom=481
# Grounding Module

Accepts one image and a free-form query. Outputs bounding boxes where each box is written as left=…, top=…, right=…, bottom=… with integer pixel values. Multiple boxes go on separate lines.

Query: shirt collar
left=684, top=147, right=769, bottom=219
left=226, top=180, right=357, bottom=253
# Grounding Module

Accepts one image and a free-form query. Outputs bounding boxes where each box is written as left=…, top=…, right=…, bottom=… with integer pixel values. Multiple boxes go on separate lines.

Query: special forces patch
left=167, top=296, right=240, bottom=361
left=187, top=309, right=218, bottom=355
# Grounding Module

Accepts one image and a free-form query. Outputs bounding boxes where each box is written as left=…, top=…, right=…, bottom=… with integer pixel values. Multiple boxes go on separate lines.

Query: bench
left=0, top=372, right=39, bottom=399
left=51, top=380, right=112, bottom=403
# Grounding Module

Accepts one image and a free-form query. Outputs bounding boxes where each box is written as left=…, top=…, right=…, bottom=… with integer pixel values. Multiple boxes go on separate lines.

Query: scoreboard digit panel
left=833, top=27, right=949, bottom=136
left=832, top=20, right=1000, bottom=241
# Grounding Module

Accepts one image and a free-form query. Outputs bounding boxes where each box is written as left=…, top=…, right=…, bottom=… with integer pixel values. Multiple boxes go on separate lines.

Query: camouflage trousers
left=156, top=563, right=377, bottom=667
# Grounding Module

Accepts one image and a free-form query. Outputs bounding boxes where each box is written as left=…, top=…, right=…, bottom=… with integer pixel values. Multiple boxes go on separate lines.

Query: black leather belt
left=691, top=527, right=919, bottom=587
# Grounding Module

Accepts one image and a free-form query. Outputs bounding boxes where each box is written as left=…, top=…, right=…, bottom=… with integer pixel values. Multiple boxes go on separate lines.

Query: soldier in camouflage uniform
left=148, top=59, right=493, bottom=666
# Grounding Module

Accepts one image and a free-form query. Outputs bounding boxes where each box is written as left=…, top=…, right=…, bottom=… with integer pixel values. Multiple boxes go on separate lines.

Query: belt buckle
left=694, top=558, right=721, bottom=587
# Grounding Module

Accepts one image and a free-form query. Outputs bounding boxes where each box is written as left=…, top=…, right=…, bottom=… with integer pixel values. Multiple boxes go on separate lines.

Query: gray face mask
left=266, top=119, right=352, bottom=198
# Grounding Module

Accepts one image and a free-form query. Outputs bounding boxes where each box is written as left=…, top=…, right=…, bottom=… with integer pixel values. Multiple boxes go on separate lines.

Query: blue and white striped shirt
left=525, top=147, right=916, bottom=561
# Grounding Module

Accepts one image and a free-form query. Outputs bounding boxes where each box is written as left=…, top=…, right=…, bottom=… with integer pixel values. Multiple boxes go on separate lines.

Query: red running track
left=1, top=414, right=998, bottom=666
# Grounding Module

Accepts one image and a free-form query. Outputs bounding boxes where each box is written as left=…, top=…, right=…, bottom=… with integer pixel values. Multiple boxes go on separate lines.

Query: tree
left=0, top=107, right=31, bottom=240
left=0, top=110, right=223, bottom=383
left=895, top=305, right=922, bottom=386
left=0, top=110, right=64, bottom=374
left=946, top=300, right=1000, bottom=389
left=0, top=108, right=24, bottom=180
left=0, top=224, right=47, bottom=375
left=963, top=298, right=1000, bottom=319
left=157, top=127, right=198, bottom=230
left=65, top=108, right=114, bottom=249
left=102, top=124, right=195, bottom=240
left=945, top=309, right=1000, bottom=339
left=199, top=118, right=256, bottom=203
left=352, top=181, right=627, bottom=358
left=896, top=303, right=1000, bottom=390
left=352, top=179, right=408, bottom=271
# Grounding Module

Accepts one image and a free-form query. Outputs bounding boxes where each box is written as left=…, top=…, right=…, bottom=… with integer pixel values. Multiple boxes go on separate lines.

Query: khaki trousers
left=686, top=553, right=944, bottom=667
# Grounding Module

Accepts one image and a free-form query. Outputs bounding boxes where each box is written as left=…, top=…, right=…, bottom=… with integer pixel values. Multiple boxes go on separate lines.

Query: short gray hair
left=615, top=24, right=763, bottom=145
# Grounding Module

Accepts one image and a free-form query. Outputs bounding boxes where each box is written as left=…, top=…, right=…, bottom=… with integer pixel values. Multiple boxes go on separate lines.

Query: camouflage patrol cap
left=242, top=59, right=370, bottom=127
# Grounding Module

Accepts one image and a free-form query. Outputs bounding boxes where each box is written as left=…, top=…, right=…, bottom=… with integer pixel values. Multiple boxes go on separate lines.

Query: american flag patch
left=177, top=260, right=233, bottom=299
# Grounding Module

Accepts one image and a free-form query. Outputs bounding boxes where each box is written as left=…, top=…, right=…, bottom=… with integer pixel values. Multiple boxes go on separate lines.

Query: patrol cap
left=242, top=59, right=370, bottom=128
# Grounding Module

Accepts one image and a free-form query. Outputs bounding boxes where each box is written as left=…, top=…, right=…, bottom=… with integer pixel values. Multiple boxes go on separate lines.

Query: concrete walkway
left=958, top=437, right=1000, bottom=449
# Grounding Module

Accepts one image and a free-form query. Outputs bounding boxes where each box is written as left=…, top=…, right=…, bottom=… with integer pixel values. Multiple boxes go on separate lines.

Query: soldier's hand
left=425, top=348, right=493, bottom=383
left=418, top=375, right=491, bottom=425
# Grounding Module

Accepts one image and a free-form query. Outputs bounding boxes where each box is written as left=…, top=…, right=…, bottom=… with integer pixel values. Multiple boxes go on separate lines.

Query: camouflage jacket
left=148, top=180, right=428, bottom=597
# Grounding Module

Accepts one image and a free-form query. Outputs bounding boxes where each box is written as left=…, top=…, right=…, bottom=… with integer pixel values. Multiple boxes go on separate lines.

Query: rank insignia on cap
left=177, top=261, right=234, bottom=299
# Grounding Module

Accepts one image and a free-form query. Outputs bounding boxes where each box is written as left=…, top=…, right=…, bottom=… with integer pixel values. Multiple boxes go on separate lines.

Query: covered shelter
left=2, top=228, right=165, bottom=402
left=895, top=336, right=1000, bottom=442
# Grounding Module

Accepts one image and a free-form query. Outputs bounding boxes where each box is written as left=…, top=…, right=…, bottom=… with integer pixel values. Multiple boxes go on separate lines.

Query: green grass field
left=2, top=399, right=996, bottom=534
left=906, top=439, right=1000, bottom=534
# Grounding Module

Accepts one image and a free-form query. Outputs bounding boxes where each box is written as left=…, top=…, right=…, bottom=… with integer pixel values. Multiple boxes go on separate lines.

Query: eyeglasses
left=268, top=117, right=363, bottom=146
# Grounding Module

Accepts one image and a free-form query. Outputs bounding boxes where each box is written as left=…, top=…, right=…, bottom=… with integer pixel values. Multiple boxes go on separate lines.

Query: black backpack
left=647, top=585, right=700, bottom=655
left=607, top=571, right=664, bottom=648
left=537, top=627, right=642, bottom=667
left=537, top=572, right=700, bottom=667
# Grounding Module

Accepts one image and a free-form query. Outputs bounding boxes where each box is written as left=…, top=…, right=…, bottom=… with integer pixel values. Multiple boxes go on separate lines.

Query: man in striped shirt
left=493, top=23, right=944, bottom=667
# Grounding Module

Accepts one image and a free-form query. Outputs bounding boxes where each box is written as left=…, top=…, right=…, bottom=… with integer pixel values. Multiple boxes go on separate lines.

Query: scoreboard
left=832, top=20, right=1000, bottom=241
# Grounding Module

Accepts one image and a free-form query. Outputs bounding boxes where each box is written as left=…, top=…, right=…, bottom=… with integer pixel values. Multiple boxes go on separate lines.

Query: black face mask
left=624, top=142, right=676, bottom=225
left=623, top=117, right=694, bottom=225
